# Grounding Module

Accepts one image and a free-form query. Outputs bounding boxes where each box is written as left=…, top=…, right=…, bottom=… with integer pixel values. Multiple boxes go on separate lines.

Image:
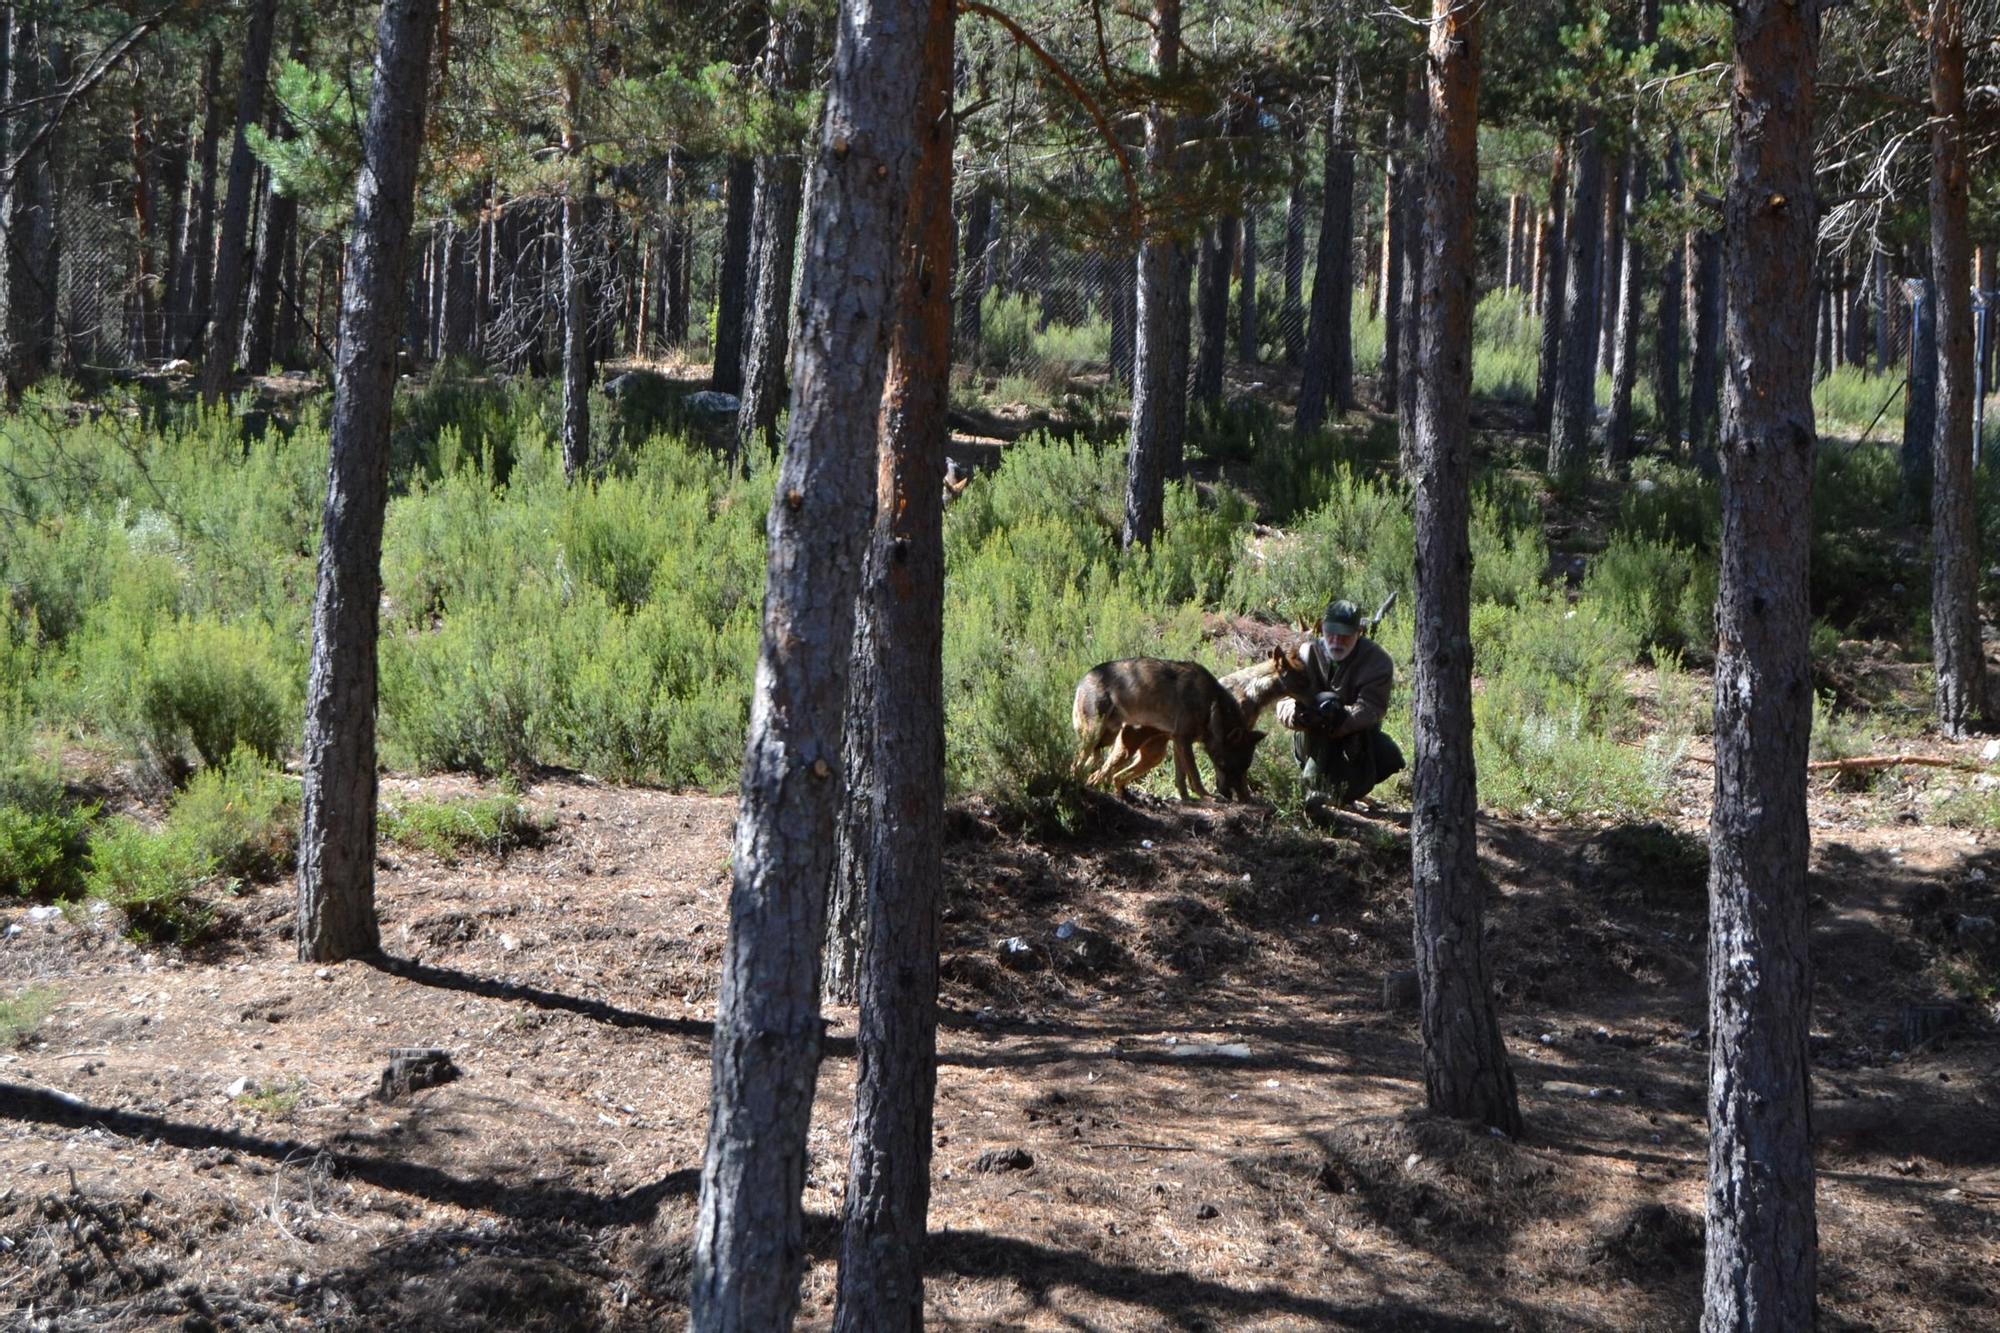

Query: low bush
left=0, top=985, right=59, bottom=1047
left=1581, top=531, right=1718, bottom=661
left=380, top=792, right=551, bottom=861
left=84, top=817, right=219, bottom=945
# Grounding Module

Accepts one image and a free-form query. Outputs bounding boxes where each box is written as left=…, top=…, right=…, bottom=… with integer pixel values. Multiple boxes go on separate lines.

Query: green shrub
left=1228, top=463, right=1414, bottom=618
left=0, top=803, right=96, bottom=899
left=1475, top=700, right=1679, bottom=820
left=1617, top=462, right=1718, bottom=553
left=170, top=748, right=300, bottom=883
left=81, top=614, right=297, bottom=783
left=380, top=792, right=550, bottom=860
left=1581, top=531, right=1718, bottom=660
left=1474, top=593, right=1639, bottom=732
left=1472, top=291, right=1541, bottom=405
left=84, top=817, right=219, bottom=945
left=1814, top=365, right=1904, bottom=437
left=0, top=985, right=59, bottom=1047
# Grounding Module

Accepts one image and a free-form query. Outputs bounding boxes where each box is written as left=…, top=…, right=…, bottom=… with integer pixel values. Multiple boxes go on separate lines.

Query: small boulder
left=376, top=1047, right=460, bottom=1102
left=973, top=1147, right=1034, bottom=1174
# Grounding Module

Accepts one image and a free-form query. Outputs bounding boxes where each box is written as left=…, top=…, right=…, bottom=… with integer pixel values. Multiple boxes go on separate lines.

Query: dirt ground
left=5, top=736, right=2000, bottom=1331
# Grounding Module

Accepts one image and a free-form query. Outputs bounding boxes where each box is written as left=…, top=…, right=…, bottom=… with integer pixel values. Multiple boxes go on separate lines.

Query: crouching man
left=1273, top=599, right=1406, bottom=805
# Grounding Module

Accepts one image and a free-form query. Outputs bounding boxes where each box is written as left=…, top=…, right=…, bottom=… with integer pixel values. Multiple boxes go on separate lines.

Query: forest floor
left=5, top=723, right=2000, bottom=1331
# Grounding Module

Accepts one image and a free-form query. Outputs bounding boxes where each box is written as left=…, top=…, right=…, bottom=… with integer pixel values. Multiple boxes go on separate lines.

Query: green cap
left=1323, top=599, right=1362, bottom=637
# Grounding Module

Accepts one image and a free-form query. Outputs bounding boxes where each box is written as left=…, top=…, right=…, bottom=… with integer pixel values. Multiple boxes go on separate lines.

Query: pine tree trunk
left=956, top=186, right=990, bottom=361
left=1281, top=138, right=1308, bottom=363
left=1603, top=137, right=1651, bottom=466
left=1297, top=62, right=1354, bottom=436
left=1872, top=236, right=1891, bottom=372
left=1381, top=106, right=1405, bottom=412
left=176, top=42, right=224, bottom=357
left=1652, top=135, right=1685, bottom=450
left=1688, top=226, right=1722, bottom=450
left=688, top=2, right=931, bottom=1326
left=1843, top=247, right=1869, bottom=368
left=1549, top=115, right=1603, bottom=476
left=1503, top=193, right=1521, bottom=292
left=830, top=7, right=953, bottom=1326
left=1411, top=0, right=1521, bottom=1136
left=201, top=0, right=281, bottom=404
left=439, top=223, right=475, bottom=359
left=1703, top=0, right=1821, bottom=1323
left=1237, top=206, right=1258, bottom=363
left=275, top=220, right=303, bottom=366
left=711, top=157, right=757, bottom=393
left=1597, top=151, right=1623, bottom=377
left=161, top=124, right=189, bottom=356
left=296, top=0, right=441, bottom=965
left=130, top=104, right=163, bottom=363
left=1929, top=0, right=1986, bottom=736
left=1122, top=0, right=1183, bottom=550
left=244, top=38, right=303, bottom=381
left=1904, top=279, right=1936, bottom=507
left=736, top=12, right=817, bottom=457
left=1191, top=218, right=1232, bottom=406
left=1, top=6, right=55, bottom=395
left=561, top=175, right=591, bottom=480
left=1396, top=74, right=1428, bottom=465
left=1533, top=137, right=1568, bottom=432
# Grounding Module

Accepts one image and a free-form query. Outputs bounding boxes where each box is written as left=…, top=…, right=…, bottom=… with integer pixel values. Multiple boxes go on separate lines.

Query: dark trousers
left=1292, top=727, right=1405, bottom=801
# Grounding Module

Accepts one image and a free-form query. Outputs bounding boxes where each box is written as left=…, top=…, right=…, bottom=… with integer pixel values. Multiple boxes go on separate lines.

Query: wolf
left=1074, top=646, right=1314, bottom=799
left=1072, top=657, right=1277, bottom=801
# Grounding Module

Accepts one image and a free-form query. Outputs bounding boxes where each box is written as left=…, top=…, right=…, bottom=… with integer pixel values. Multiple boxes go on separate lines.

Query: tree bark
left=688, top=0, right=931, bottom=1325
left=1395, top=71, right=1427, bottom=454
left=830, top=6, right=953, bottom=1327
left=1122, top=0, right=1183, bottom=550
left=1191, top=217, right=1232, bottom=407
left=1929, top=0, right=1986, bottom=737
left=201, top=0, right=281, bottom=404
left=1533, top=136, right=1568, bottom=431
left=736, top=12, right=817, bottom=458
left=1652, top=134, right=1685, bottom=450
left=1843, top=246, right=1869, bottom=368
left=1297, top=61, right=1355, bottom=436
left=1411, top=0, right=1521, bottom=1136
left=1703, top=0, right=1821, bottom=1324
left=710, top=156, right=757, bottom=391
left=1548, top=115, right=1603, bottom=476
left=1597, top=150, right=1623, bottom=377
left=1237, top=204, right=1258, bottom=363
left=1872, top=234, right=1891, bottom=372
left=956, top=186, right=990, bottom=361
left=130, top=103, right=162, bottom=363
left=1381, top=104, right=1406, bottom=412
left=242, top=68, right=301, bottom=378
left=174, top=42, right=224, bottom=357
left=1, top=6, right=56, bottom=395
left=296, top=0, right=441, bottom=964
left=1281, top=134, right=1308, bottom=363
left=1603, top=67, right=1656, bottom=469
left=1688, top=225, right=1722, bottom=450
left=1903, top=279, right=1936, bottom=507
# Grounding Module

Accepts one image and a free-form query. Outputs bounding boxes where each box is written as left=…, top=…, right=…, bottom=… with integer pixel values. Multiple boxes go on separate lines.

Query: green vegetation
left=380, top=793, right=553, bottom=860
left=1, top=302, right=1978, bottom=865
left=0, top=986, right=59, bottom=1047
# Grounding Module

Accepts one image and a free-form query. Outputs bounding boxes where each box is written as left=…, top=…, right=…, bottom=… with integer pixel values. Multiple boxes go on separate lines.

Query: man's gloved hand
left=1274, top=697, right=1300, bottom=729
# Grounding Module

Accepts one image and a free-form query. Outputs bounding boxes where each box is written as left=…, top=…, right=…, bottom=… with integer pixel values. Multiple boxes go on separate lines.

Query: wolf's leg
left=1171, top=737, right=1208, bottom=800
left=1110, top=730, right=1170, bottom=790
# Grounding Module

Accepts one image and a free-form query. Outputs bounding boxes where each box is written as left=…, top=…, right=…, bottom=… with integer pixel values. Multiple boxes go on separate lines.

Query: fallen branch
left=1084, top=1141, right=1198, bottom=1152
left=1806, top=753, right=1987, bottom=775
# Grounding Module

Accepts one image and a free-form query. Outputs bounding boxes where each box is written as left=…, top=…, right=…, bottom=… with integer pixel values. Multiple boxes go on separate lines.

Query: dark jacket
left=1298, top=635, right=1393, bottom=739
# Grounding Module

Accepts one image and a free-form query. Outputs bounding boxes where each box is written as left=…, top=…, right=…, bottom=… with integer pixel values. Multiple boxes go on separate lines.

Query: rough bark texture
left=130, top=104, right=161, bottom=362
left=1410, top=0, right=1521, bottom=1136
left=956, top=186, right=990, bottom=361
left=1121, top=0, right=1183, bottom=550
left=1703, top=0, right=1821, bottom=1325
left=1395, top=73, right=1427, bottom=460
left=1, top=6, right=55, bottom=395
left=1191, top=217, right=1232, bottom=406
left=561, top=167, right=591, bottom=481
left=1297, top=64, right=1355, bottom=438
left=1872, top=237, right=1891, bottom=372
left=1281, top=139, right=1307, bottom=363
left=710, top=157, right=756, bottom=392
left=1903, top=279, right=1936, bottom=506
left=1533, top=137, right=1568, bottom=432
left=200, top=0, right=280, bottom=404
left=1653, top=136, right=1685, bottom=448
left=296, top=0, right=441, bottom=964
left=1549, top=116, right=1603, bottom=476
left=1928, top=0, right=1986, bottom=737
left=1597, top=151, right=1623, bottom=377
left=1381, top=103, right=1406, bottom=412
left=1237, top=206, right=1258, bottom=363
left=830, top=6, right=953, bottom=1325
left=242, top=49, right=302, bottom=378
left=1688, top=226, right=1722, bottom=449
left=174, top=43, right=224, bottom=356
left=1602, top=141, right=1648, bottom=467
left=687, top=0, right=929, bottom=1325
left=736, top=12, right=817, bottom=457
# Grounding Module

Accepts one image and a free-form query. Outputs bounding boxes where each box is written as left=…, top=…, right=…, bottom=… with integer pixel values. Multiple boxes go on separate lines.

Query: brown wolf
left=1078, top=646, right=1315, bottom=798
left=1071, top=658, right=1269, bottom=800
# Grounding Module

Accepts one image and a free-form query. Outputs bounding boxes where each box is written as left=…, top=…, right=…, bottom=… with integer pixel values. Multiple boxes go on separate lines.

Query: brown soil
left=6, top=758, right=2000, bottom=1331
